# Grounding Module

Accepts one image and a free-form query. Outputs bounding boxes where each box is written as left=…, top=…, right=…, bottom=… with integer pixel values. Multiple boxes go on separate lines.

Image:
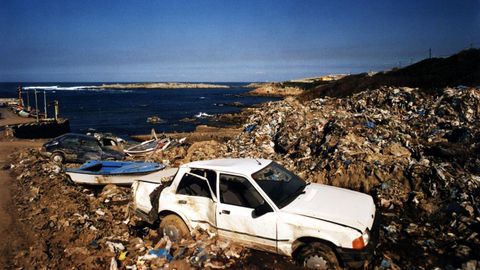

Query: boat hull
left=65, top=168, right=177, bottom=186
left=9, top=118, right=70, bottom=139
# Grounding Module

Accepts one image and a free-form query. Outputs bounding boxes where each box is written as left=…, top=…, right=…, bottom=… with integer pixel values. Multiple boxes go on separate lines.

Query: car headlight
left=352, top=229, right=370, bottom=250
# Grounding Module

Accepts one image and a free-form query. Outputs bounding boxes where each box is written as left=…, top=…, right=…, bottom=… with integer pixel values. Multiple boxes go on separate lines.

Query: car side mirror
left=252, top=202, right=273, bottom=218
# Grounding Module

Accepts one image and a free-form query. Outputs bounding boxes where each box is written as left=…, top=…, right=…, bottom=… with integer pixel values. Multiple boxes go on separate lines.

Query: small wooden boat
left=65, top=160, right=175, bottom=185
left=124, top=138, right=171, bottom=156
left=18, top=109, right=30, bottom=117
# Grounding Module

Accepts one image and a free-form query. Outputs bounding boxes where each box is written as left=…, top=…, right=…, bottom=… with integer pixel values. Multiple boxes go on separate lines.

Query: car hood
left=281, top=183, right=375, bottom=232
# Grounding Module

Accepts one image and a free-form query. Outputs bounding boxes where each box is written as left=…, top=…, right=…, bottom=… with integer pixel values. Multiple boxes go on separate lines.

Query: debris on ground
left=7, top=150, right=291, bottom=269
left=6, top=86, right=480, bottom=269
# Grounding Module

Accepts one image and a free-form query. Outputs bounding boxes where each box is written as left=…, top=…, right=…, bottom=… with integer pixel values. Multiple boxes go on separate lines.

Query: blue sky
left=1, top=0, right=479, bottom=82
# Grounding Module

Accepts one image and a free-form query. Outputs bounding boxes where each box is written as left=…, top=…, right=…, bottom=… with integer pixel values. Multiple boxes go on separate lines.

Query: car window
left=219, top=174, right=264, bottom=208
left=190, top=169, right=217, bottom=198
left=252, top=162, right=306, bottom=208
left=177, top=173, right=212, bottom=199
left=61, top=137, right=80, bottom=147
left=81, top=139, right=100, bottom=150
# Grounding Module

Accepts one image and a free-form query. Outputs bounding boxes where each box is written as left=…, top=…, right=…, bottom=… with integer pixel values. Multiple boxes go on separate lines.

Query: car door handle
left=220, top=210, right=230, bottom=215
left=178, top=200, right=187, bottom=204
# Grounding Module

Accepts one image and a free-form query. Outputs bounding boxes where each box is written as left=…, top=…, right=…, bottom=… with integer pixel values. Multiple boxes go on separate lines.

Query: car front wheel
left=51, top=152, right=65, bottom=164
left=296, top=242, right=341, bottom=270
left=159, top=214, right=190, bottom=242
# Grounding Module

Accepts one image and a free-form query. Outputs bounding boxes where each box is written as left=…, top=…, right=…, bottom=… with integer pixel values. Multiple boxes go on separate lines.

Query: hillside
left=299, top=48, right=480, bottom=100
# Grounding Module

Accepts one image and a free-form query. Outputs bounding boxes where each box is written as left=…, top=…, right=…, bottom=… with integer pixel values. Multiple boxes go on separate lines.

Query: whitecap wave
left=194, top=112, right=213, bottom=118
left=24, top=85, right=99, bottom=91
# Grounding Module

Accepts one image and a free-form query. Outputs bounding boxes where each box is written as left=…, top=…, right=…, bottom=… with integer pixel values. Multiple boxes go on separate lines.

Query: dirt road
left=0, top=107, right=44, bottom=268
left=0, top=140, right=43, bottom=268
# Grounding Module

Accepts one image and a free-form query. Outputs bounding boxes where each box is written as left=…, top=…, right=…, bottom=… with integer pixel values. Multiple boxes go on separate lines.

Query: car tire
left=296, top=242, right=341, bottom=270
left=51, top=152, right=65, bottom=164
left=159, top=214, right=190, bottom=242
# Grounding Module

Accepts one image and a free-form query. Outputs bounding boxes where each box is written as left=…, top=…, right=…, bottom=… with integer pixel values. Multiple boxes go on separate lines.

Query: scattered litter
left=7, top=85, right=480, bottom=269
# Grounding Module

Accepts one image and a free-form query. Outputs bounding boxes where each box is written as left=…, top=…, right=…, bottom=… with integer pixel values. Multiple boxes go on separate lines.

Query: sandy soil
left=131, top=125, right=242, bottom=143
left=0, top=107, right=44, bottom=268
left=0, top=140, right=43, bottom=268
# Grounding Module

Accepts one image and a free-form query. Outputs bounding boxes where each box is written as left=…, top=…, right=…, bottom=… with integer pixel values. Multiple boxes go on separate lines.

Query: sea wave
left=194, top=112, right=213, bottom=118
left=24, top=85, right=99, bottom=91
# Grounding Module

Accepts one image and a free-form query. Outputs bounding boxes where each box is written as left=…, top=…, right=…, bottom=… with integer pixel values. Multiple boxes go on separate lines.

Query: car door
left=58, top=136, right=81, bottom=162
left=79, top=138, right=102, bottom=162
left=216, top=173, right=277, bottom=253
left=175, top=169, right=217, bottom=232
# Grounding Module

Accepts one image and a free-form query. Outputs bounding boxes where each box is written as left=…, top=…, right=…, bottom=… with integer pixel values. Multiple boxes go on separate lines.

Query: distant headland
left=97, top=82, right=230, bottom=89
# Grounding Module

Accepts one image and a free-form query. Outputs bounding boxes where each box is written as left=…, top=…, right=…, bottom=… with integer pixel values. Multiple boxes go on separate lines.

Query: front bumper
left=336, top=213, right=381, bottom=268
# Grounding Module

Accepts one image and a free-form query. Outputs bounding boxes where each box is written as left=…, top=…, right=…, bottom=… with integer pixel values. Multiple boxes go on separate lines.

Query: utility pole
left=429, top=48, right=432, bottom=59
left=26, top=90, right=30, bottom=110
left=34, top=89, right=39, bottom=122
left=43, top=91, right=48, bottom=119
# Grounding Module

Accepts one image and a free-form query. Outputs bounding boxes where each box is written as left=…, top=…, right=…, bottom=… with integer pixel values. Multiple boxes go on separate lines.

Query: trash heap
left=6, top=86, right=480, bottom=269
left=147, top=86, right=479, bottom=268
left=217, top=86, right=479, bottom=269
left=8, top=150, right=283, bottom=269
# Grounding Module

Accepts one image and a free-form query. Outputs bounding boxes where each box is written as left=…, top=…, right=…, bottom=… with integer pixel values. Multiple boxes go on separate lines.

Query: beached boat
left=8, top=118, right=70, bottom=139
left=65, top=160, right=176, bottom=185
left=18, top=109, right=30, bottom=117
left=124, top=138, right=171, bottom=156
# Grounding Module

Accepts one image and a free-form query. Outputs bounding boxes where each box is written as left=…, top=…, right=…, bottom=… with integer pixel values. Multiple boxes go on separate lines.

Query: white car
left=132, top=158, right=378, bottom=269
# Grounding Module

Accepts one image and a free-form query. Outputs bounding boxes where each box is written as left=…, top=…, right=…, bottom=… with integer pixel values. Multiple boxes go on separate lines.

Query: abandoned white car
left=132, top=158, right=378, bottom=269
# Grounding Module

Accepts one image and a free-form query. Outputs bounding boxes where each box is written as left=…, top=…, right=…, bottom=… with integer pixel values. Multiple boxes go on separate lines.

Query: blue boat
left=65, top=160, right=171, bottom=185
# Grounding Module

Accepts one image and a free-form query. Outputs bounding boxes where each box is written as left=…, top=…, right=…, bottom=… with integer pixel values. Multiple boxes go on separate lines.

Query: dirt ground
left=0, top=107, right=45, bottom=268
left=0, top=140, right=44, bottom=268
left=131, top=125, right=242, bottom=143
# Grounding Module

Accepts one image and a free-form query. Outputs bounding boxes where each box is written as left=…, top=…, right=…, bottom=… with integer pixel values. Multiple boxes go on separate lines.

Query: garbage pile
left=7, top=150, right=290, bottom=269
left=218, top=86, right=479, bottom=269
left=6, top=86, right=480, bottom=269
left=143, top=86, right=479, bottom=268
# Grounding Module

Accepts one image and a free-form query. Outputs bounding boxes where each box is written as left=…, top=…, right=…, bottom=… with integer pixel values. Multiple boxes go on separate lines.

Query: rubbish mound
left=219, top=86, right=480, bottom=269
left=7, top=149, right=292, bottom=269
left=140, top=86, right=480, bottom=268
left=6, top=85, right=480, bottom=269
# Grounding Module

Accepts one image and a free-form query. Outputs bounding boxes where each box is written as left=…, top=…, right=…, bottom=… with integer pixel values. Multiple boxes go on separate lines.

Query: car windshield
left=252, top=162, right=307, bottom=208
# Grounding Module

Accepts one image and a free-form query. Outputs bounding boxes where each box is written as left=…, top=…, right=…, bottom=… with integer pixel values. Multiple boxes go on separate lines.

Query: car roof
left=58, top=133, right=97, bottom=140
left=183, top=158, right=272, bottom=175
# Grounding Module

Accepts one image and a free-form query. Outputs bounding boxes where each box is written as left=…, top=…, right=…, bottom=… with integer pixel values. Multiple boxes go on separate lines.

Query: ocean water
left=0, top=82, right=278, bottom=138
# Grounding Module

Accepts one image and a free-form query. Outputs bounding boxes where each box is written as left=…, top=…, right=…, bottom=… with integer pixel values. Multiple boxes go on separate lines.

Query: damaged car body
left=132, top=158, right=379, bottom=268
left=42, top=133, right=125, bottom=164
